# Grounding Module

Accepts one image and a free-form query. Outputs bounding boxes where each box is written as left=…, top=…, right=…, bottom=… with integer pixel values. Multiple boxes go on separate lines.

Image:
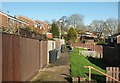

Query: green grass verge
left=70, top=48, right=106, bottom=82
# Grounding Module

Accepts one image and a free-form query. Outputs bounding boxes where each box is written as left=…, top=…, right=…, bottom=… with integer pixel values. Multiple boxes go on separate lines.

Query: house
left=17, top=16, right=49, bottom=34
left=0, top=11, right=49, bottom=35
left=103, top=33, right=120, bottom=67
left=79, top=32, right=97, bottom=44
left=0, top=11, right=28, bottom=30
left=108, top=33, right=120, bottom=46
left=17, top=16, right=35, bottom=29
left=35, top=20, right=49, bottom=34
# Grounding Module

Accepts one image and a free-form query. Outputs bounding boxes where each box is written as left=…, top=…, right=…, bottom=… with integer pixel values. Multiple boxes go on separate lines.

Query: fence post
left=88, top=67, right=91, bottom=81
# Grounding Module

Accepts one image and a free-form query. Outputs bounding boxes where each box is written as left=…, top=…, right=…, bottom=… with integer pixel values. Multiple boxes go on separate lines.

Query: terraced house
left=0, top=11, right=49, bottom=35
left=0, top=11, right=28, bottom=30
left=17, top=16, right=49, bottom=34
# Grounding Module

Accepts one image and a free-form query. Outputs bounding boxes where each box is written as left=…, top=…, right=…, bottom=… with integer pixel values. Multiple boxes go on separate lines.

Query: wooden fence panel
left=0, top=33, right=2, bottom=83
left=103, top=46, right=119, bottom=66
left=30, top=38, right=39, bottom=78
left=24, top=38, right=39, bottom=80
left=20, top=37, right=26, bottom=81
left=106, top=67, right=120, bottom=82
left=12, top=35, right=21, bottom=81
left=39, top=41, right=42, bottom=69
left=25, top=38, right=31, bottom=79
left=42, top=41, right=47, bottom=68
left=116, top=44, right=120, bottom=66
left=39, top=41, right=47, bottom=69
left=1, top=33, right=48, bottom=81
left=2, top=33, right=13, bottom=81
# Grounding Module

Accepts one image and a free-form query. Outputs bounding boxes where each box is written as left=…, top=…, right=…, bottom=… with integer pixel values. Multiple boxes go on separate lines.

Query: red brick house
left=0, top=11, right=49, bottom=35
left=0, top=11, right=28, bottom=30
left=17, top=16, right=49, bottom=34
left=79, top=32, right=97, bottom=44
left=35, top=20, right=49, bottom=34
left=108, top=33, right=120, bottom=46
left=17, top=16, right=34, bottom=29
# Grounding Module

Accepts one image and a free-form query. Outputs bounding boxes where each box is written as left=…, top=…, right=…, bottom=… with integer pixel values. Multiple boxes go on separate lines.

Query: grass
left=70, top=48, right=106, bottom=82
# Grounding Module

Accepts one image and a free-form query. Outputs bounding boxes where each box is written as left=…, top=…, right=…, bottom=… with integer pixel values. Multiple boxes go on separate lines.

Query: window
left=40, top=26, right=42, bottom=29
left=43, top=28, right=45, bottom=30
left=34, top=22, right=38, bottom=28
left=111, top=38, right=113, bottom=42
left=39, top=24, right=44, bottom=29
left=8, top=18, right=14, bottom=27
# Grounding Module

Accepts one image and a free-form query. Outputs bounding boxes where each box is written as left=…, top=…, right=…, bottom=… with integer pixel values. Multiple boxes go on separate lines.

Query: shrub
left=50, top=23, right=59, bottom=38
left=67, top=27, right=78, bottom=43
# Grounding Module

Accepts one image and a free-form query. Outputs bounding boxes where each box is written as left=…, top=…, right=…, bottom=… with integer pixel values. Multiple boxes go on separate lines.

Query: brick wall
left=0, top=13, right=8, bottom=28
left=0, top=12, right=28, bottom=30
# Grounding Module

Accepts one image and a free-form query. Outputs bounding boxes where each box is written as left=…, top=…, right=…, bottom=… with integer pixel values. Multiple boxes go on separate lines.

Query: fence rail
left=84, top=66, right=120, bottom=82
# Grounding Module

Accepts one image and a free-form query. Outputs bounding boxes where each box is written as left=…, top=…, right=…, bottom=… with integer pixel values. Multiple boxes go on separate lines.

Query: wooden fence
left=73, top=43, right=103, bottom=56
left=0, top=33, right=48, bottom=82
left=0, top=33, right=2, bottom=82
left=103, top=44, right=120, bottom=67
left=55, top=39, right=61, bottom=49
left=106, top=67, right=120, bottom=82
left=84, top=66, right=120, bottom=82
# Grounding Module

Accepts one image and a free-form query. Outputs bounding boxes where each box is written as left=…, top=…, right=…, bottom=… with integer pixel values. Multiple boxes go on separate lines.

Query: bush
left=67, top=27, right=78, bottom=43
left=50, top=23, right=59, bottom=38
left=0, top=26, right=48, bottom=40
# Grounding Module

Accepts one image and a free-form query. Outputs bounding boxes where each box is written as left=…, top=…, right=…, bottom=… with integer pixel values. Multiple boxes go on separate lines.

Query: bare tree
left=67, top=14, right=84, bottom=28
left=85, top=25, right=95, bottom=32
left=90, top=20, right=105, bottom=39
left=76, top=25, right=86, bottom=33
left=102, top=22, right=111, bottom=38
left=106, top=18, right=118, bottom=35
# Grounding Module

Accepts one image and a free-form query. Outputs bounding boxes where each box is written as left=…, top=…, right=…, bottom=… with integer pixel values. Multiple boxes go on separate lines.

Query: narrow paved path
left=32, top=49, right=70, bottom=82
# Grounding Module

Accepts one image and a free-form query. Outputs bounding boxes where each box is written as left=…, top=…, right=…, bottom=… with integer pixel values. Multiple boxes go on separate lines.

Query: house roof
left=17, top=16, right=34, bottom=23
left=109, top=33, right=120, bottom=38
left=0, top=11, right=28, bottom=24
left=80, top=31, right=97, bottom=38
left=35, top=20, right=49, bottom=29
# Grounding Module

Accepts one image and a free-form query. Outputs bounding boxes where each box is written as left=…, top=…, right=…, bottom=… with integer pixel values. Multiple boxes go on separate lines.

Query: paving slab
left=32, top=50, right=70, bottom=82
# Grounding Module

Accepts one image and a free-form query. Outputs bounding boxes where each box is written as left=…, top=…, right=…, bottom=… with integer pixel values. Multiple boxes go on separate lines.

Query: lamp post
left=58, top=19, right=63, bottom=39
left=58, top=16, right=68, bottom=39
